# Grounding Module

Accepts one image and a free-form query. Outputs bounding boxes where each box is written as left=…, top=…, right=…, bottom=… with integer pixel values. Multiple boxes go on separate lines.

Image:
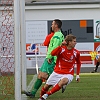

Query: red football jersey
left=51, top=46, right=81, bottom=75
left=43, top=32, right=54, bottom=47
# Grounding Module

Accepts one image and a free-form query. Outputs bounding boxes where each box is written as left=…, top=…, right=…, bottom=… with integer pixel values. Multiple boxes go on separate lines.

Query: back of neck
left=54, top=29, right=60, bottom=32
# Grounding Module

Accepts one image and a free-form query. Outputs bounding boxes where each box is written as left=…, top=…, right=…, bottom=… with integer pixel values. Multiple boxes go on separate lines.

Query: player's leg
left=46, top=78, right=68, bottom=96
left=42, top=74, right=73, bottom=99
left=39, top=84, right=51, bottom=99
left=39, top=72, right=60, bottom=99
left=24, top=58, right=55, bottom=98
left=91, top=61, right=100, bottom=73
left=24, top=71, right=45, bottom=98
left=30, top=71, right=48, bottom=95
left=95, top=61, right=99, bottom=71
left=24, top=58, right=49, bottom=98
left=62, top=74, right=74, bottom=93
left=62, top=84, right=67, bottom=93
left=35, top=58, right=55, bottom=96
left=34, top=58, right=55, bottom=97
left=41, top=73, right=66, bottom=99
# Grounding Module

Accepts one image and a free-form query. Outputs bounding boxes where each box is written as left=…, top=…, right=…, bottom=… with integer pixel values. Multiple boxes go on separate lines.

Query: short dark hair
left=54, top=19, right=62, bottom=29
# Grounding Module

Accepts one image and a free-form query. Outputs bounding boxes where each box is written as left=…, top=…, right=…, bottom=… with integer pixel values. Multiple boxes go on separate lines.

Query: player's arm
left=75, top=51, right=81, bottom=82
left=51, top=46, right=61, bottom=56
left=51, top=39, right=66, bottom=56
left=43, top=35, right=50, bottom=46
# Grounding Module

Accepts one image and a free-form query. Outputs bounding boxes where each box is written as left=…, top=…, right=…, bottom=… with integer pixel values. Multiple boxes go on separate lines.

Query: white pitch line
left=27, top=74, right=37, bottom=91
left=22, top=94, right=27, bottom=100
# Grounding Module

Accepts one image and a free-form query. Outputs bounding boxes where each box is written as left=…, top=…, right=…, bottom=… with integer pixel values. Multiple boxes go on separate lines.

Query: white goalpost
left=20, top=0, right=27, bottom=92
left=14, top=0, right=21, bottom=100
left=14, top=0, right=26, bottom=100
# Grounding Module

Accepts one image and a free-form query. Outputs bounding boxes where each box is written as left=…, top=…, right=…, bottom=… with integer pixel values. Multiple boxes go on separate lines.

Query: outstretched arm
left=51, top=46, right=61, bottom=56
left=75, top=52, right=81, bottom=82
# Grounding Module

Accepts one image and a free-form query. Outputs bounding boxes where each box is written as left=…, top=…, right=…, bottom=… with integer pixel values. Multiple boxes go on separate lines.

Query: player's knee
left=37, top=75, right=42, bottom=79
left=38, top=73, right=48, bottom=80
left=41, top=73, right=48, bottom=79
left=41, top=75, right=48, bottom=79
left=59, top=78, right=68, bottom=86
left=63, top=78, right=68, bottom=84
left=37, top=73, right=43, bottom=79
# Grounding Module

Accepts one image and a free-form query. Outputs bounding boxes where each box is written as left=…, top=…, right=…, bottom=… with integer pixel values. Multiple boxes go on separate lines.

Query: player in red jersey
left=43, top=27, right=54, bottom=47
left=38, top=34, right=81, bottom=100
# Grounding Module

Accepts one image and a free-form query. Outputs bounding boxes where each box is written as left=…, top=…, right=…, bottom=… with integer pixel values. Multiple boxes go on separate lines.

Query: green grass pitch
left=0, top=73, right=100, bottom=100
left=26, top=73, right=100, bottom=100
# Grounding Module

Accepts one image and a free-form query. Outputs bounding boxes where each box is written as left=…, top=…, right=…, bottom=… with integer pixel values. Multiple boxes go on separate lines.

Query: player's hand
left=61, top=40, right=67, bottom=46
left=41, top=43, right=44, bottom=46
left=48, top=59, right=52, bottom=63
left=76, top=75, right=80, bottom=83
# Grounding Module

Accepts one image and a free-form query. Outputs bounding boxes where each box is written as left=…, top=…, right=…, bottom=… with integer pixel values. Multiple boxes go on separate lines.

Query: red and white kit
left=46, top=45, right=81, bottom=86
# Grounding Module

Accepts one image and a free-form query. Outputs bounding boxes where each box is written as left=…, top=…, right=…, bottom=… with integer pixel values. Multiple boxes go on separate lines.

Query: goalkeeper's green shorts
left=39, top=58, right=55, bottom=75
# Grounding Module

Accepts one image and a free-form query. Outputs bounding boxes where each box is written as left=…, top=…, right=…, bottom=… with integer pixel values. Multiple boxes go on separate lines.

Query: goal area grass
left=0, top=73, right=100, bottom=100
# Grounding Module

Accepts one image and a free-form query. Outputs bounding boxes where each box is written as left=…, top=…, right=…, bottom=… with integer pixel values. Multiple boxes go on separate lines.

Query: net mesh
left=0, top=0, right=14, bottom=100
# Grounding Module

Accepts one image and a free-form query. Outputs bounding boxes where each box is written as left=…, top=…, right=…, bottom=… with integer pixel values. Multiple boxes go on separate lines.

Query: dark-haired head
left=51, top=19, right=62, bottom=32
left=54, top=19, right=62, bottom=29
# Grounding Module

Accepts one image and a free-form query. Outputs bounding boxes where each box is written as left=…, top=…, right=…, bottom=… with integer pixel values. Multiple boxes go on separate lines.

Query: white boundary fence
left=26, top=53, right=100, bottom=68
left=1, top=53, right=100, bottom=69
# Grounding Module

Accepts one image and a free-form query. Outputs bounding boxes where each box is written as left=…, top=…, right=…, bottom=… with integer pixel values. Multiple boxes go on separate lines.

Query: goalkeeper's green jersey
left=46, top=30, right=64, bottom=63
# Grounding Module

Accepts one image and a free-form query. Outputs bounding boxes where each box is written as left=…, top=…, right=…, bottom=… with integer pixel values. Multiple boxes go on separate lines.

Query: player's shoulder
left=54, top=31, right=63, bottom=35
left=60, top=45, right=66, bottom=49
left=74, top=48, right=80, bottom=54
left=47, top=33, right=54, bottom=38
left=54, top=32, right=64, bottom=39
left=49, top=32, right=54, bottom=36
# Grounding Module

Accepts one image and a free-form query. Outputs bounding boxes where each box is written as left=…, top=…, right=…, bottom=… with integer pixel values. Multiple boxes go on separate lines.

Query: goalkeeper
left=24, top=19, right=64, bottom=98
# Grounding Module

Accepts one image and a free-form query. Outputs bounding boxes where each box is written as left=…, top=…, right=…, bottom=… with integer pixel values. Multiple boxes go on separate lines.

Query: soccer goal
left=0, top=0, right=26, bottom=100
